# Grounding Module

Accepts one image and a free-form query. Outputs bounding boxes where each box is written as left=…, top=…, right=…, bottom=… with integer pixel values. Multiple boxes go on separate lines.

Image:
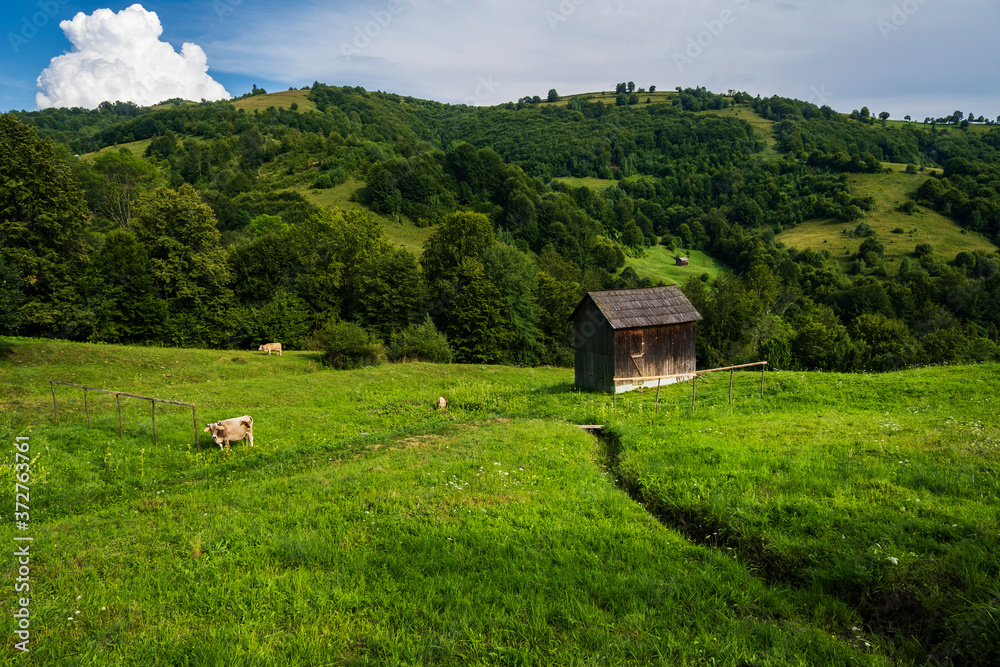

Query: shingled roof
left=571, top=285, right=702, bottom=329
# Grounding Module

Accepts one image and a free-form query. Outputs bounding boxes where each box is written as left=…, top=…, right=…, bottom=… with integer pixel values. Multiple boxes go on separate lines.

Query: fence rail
left=612, top=361, right=768, bottom=412
left=48, top=380, right=200, bottom=451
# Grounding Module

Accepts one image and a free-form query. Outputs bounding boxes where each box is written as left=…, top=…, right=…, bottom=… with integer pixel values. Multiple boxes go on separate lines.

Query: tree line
left=4, top=83, right=1000, bottom=373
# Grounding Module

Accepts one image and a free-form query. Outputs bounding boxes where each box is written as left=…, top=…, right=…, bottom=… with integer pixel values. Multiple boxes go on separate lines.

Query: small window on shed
left=629, top=331, right=644, bottom=357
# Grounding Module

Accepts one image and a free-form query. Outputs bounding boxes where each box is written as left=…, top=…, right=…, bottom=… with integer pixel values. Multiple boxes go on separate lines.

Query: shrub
left=852, top=221, right=875, bottom=237
left=387, top=318, right=454, bottom=363
left=313, top=320, right=386, bottom=369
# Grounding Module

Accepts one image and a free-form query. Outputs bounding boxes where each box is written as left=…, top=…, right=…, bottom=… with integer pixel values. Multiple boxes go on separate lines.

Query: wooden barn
left=570, top=285, right=702, bottom=394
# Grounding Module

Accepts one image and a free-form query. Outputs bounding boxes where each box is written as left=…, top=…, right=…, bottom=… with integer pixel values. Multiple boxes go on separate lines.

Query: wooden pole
left=692, top=374, right=697, bottom=411
left=50, top=380, right=58, bottom=424
left=654, top=377, right=661, bottom=413
left=151, top=400, right=157, bottom=447
left=761, top=363, right=766, bottom=398
left=84, top=388, right=91, bottom=429
left=192, top=407, right=200, bottom=453
left=729, top=369, right=734, bottom=405
left=116, top=394, right=123, bottom=437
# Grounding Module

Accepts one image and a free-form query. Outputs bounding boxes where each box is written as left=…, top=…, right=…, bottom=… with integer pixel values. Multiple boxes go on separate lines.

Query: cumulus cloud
left=36, top=4, right=229, bottom=109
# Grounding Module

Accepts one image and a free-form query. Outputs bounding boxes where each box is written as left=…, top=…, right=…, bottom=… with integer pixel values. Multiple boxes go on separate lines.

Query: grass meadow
left=777, top=165, right=997, bottom=269
left=1, top=338, right=997, bottom=665
left=624, top=247, right=728, bottom=286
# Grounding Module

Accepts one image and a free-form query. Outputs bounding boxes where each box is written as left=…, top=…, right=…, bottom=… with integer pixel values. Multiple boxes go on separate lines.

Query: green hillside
left=778, top=164, right=997, bottom=267
left=6, top=83, right=1000, bottom=376
left=2, top=337, right=997, bottom=663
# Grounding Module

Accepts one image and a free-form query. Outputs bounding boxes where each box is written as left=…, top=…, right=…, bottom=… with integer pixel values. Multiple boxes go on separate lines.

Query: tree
left=81, top=148, right=157, bottom=229
left=83, top=229, right=166, bottom=343
left=649, top=85, right=657, bottom=93
left=0, top=253, right=25, bottom=334
left=0, top=115, right=90, bottom=337
left=879, top=111, right=890, bottom=126
left=438, top=257, right=513, bottom=364
left=627, top=81, right=635, bottom=94
left=131, top=184, right=234, bottom=345
left=547, top=89, right=560, bottom=103
left=421, top=211, right=495, bottom=286
left=482, top=244, right=544, bottom=364
left=354, top=247, right=427, bottom=338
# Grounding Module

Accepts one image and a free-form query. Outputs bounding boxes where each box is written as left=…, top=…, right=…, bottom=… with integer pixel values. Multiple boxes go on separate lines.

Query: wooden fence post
left=151, top=400, right=157, bottom=447
left=84, top=388, right=91, bottom=429
left=692, top=374, right=697, bottom=411
left=50, top=380, right=58, bottom=424
left=729, top=369, right=734, bottom=405
left=654, top=378, right=661, bottom=413
left=761, top=363, right=766, bottom=398
left=192, top=407, right=199, bottom=453
left=116, top=394, right=123, bottom=436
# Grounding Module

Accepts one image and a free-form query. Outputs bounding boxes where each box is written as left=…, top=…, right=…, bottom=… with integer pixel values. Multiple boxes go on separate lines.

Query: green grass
left=777, top=164, right=997, bottom=267
left=292, top=178, right=433, bottom=255
left=624, top=246, right=728, bottom=285
left=231, top=89, right=318, bottom=113
left=2, top=337, right=997, bottom=664
left=551, top=176, right=617, bottom=192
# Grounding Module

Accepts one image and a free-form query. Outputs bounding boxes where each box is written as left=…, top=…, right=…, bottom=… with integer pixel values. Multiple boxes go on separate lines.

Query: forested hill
left=3, top=84, right=1000, bottom=372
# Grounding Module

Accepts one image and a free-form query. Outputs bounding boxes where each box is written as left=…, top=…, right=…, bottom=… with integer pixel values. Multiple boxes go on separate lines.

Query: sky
left=1, top=0, right=998, bottom=120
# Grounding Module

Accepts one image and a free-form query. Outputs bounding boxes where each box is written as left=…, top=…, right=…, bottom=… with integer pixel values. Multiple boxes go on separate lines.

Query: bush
left=312, top=320, right=386, bottom=369
left=852, top=221, right=875, bottom=237
left=387, top=318, right=454, bottom=363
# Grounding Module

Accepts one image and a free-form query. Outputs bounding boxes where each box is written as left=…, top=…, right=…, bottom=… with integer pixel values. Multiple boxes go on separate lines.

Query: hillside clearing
left=778, top=165, right=997, bottom=267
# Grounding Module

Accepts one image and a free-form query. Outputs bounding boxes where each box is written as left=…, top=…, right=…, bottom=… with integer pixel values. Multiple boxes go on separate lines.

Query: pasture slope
left=1, top=337, right=998, bottom=665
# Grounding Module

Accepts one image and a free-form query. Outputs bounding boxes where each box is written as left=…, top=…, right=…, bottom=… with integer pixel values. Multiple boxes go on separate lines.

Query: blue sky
left=2, top=0, right=998, bottom=120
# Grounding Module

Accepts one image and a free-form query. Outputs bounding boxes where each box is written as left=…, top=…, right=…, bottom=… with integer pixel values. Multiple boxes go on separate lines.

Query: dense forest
left=2, top=84, right=1000, bottom=373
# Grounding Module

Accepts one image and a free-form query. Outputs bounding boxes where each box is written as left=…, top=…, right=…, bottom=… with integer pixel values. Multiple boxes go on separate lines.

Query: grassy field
left=293, top=179, right=434, bottom=255
left=2, top=337, right=997, bottom=664
left=551, top=176, right=617, bottom=192
left=231, top=89, right=318, bottom=113
left=624, top=246, right=728, bottom=285
left=777, top=164, right=997, bottom=268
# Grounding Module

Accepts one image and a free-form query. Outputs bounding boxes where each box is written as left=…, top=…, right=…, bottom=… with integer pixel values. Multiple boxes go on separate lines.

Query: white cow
left=258, top=342, right=282, bottom=356
left=204, top=415, right=254, bottom=451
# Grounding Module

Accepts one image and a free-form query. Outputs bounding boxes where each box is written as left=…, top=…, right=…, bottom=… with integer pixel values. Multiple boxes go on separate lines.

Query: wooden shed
left=570, top=285, right=702, bottom=394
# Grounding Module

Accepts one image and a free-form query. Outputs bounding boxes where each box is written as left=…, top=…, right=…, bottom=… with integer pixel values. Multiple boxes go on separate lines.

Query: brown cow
left=204, top=415, right=254, bottom=451
left=258, top=342, right=282, bottom=356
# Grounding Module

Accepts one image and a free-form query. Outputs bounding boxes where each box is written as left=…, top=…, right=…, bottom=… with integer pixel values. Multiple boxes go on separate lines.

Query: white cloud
left=36, top=4, right=230, bottom=109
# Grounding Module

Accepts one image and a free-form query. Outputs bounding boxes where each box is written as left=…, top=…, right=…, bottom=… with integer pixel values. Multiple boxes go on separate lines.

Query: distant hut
left=570, top=285, right=702, bottom=394
left=675, top=256, right=689, bottom=266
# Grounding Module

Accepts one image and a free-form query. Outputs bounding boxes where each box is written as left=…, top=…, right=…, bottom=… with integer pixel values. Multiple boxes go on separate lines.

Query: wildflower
left=886, top=556, right=899, bottom=565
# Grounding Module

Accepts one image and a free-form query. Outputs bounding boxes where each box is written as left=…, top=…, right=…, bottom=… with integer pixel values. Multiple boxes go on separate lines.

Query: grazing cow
left=258, top=342, right=282, bottom=356
left=436, top=396, right=447, bottom=410
left=204, top=415, right=254, bottom=451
